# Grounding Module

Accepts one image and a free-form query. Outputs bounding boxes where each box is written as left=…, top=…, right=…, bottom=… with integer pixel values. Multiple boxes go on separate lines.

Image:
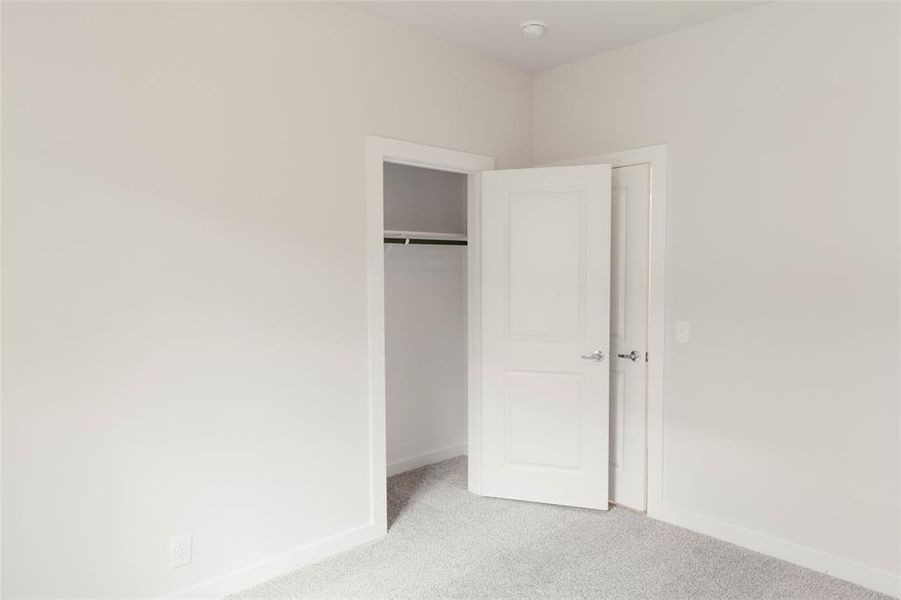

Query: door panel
left=609, top=163, right=650, bottom=510
left=479, top=165, right=611, bottom=510
left=506, top=371, right=583, bottom=469
left=507, top=191, right=583, bottom=337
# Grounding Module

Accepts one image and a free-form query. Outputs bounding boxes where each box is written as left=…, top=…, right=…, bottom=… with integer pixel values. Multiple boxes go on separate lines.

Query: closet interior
left=383, top=162, right=468, bottom=477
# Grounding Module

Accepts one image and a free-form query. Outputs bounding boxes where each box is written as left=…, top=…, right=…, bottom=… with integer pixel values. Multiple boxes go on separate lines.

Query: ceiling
left=345, top=1, right=765, bottom=71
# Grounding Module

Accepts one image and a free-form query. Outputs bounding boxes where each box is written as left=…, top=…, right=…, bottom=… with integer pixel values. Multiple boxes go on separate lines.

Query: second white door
left=609, top=163, right=650, bottom=510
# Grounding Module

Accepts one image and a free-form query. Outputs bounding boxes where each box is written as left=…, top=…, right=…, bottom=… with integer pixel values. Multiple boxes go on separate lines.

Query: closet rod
left=384, top=237, right=467, bottom=246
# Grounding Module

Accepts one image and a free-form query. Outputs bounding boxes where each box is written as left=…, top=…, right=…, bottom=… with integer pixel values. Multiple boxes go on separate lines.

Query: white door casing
left=609, top=164, right=650, bottom=511
left=479, top=165, right=612, bottom=510
left=367, top=136, right=494, bottom=535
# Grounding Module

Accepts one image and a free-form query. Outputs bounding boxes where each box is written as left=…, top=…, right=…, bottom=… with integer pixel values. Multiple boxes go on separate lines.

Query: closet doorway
left=383, top=162, right=469, bottom=477
left=365, top=137, right=493, bottom=534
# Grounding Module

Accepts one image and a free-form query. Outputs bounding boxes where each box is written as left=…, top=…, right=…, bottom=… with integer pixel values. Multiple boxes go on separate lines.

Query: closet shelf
left=384, top=230, right=467, bottom=246
left=384, top=230, right=466, bottom=241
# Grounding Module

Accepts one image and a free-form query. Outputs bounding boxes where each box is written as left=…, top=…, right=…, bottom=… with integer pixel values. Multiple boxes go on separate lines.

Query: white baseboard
left=651, top=505, right=900, bottom=599
left=168, top=522, right=384, bottom=599
left=387, top=443, right=467, bottom=477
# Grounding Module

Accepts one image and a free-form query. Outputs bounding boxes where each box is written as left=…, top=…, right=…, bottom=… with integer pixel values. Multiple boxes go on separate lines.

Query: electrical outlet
left=169, top=534, right=193, bottom=569
left=675, top=320, right=691, bottom=344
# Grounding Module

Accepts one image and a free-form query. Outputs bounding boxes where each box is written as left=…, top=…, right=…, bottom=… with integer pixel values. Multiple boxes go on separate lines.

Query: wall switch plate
left=675, top=320, right=691, bottom=344
left=169, top=534, right=193, bottom=569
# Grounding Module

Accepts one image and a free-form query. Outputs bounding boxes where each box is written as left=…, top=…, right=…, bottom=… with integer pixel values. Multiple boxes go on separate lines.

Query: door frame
left=365, top=136, right=494, bottom=534
left=545, top=144, right=667, bottom=516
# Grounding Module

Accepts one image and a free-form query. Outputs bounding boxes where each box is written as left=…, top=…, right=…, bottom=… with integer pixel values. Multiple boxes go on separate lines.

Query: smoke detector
left=520, top=20, right=546, bottom=39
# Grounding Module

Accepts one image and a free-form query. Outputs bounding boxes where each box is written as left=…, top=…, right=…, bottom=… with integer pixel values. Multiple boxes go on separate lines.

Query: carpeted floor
left=232, top=457, right=888, bottom=599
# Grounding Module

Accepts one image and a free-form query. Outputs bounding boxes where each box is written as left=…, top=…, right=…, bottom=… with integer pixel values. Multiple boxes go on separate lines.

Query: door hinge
left=645, top=352, right=649, bottom=362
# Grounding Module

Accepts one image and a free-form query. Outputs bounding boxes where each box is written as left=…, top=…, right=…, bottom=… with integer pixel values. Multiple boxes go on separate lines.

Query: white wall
left=383, top=163, right=467, bottom=234
left=0, top=2, right=530, bottom=597
left=384, top=164, right=468, bottom=473
left=534, top=1, right=900, bottom=592
left=385, top=245, right=467, bottom=473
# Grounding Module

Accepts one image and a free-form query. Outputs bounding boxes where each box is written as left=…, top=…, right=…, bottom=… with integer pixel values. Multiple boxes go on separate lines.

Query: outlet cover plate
left=170, top=533, right=193, bottom=569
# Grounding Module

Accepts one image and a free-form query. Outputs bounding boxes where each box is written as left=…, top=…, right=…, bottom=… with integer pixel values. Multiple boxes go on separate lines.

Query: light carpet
left=232, top=457, right=888, bottom=599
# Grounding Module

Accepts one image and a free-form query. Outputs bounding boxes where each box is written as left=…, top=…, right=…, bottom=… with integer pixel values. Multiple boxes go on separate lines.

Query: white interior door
left=478, top=165, right=612, bottom=510
left=609, top=163, right=650, bottom=510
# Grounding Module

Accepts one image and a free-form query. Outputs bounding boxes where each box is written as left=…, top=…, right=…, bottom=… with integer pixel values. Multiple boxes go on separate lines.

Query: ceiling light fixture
left=520, top=20, right=546, bottom=40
